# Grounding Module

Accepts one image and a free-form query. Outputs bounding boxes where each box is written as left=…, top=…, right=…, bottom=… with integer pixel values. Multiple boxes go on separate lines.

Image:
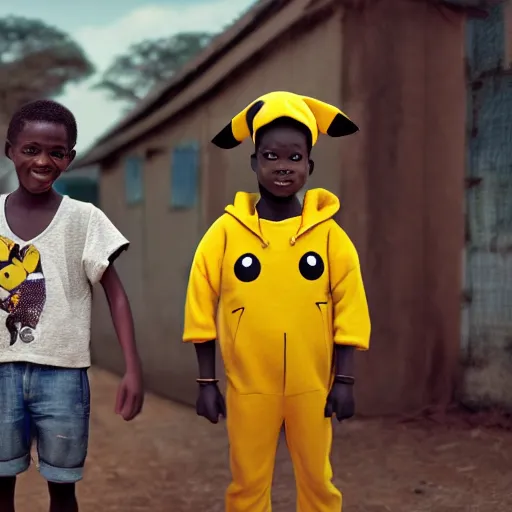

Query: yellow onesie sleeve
left=183, top=217, right=226, bottom=343
left=328, top=223, right=371, bottom=350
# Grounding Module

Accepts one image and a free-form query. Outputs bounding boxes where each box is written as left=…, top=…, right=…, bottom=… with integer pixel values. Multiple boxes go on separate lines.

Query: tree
left=0, top=16, right=94, bottom=122
left=93, top=32, right=214, bottom=106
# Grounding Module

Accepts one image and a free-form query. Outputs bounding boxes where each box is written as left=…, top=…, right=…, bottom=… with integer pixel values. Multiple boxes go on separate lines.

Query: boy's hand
left=115, top=367, right=144, bottom=421
left=324, top=382, right=355, bottom=422
left=196, top=383, right=226, bottom=423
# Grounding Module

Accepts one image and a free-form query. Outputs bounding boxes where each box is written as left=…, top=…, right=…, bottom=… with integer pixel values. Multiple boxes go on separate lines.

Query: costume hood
left=211, top=91, right=358, bottom=149
left=224, top=188, right=340, bottom=247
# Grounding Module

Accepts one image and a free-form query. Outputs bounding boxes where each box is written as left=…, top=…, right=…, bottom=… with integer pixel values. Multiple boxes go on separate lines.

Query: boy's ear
left=250, top=153, right=257, bottom=173
left=67, top=149, right=76, bottom=167
left=5, top=140, right=12, bottom=160
left=308, top=159, right=315, bottom=175
left=60, top=149, right=76, bottom=173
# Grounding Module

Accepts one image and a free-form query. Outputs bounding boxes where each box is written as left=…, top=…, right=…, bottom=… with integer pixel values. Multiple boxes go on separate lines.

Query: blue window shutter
left=170, top=142, right=200, bottom=208
left=125, top=156, right=143, bottom=205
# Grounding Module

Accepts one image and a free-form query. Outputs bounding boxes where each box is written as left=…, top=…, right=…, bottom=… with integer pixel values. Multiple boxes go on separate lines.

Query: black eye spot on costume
left=234, top=253, right=261, bottom=282
left=299, top=252, right=324, bottom=280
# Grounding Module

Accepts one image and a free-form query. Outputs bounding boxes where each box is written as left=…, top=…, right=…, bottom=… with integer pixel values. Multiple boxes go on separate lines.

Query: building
left=75, top=0, right=498, bottom=415
left=53, top=164, right=99, bottom=205
left=462, top=3, right=512, bottom=412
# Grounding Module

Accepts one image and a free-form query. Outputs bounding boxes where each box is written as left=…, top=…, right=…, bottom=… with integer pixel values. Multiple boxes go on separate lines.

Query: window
left=124, top=155, right=143, bottom=205
left=170, top=141, right=200, bottom=209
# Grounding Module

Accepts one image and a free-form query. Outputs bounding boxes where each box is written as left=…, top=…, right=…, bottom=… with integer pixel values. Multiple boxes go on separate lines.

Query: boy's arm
left=100, top=264, right=143, bottom=420
left=100, top=264, right=141, bottom=376
left=195, top=341, right=216, bottom=380
left=328, top=223, right=371, bottom=378
left=183, top=219, right=226, bottom=381
left=82, top=205, right=142, bottom=420
left=334, top=344, right=356, bottom=379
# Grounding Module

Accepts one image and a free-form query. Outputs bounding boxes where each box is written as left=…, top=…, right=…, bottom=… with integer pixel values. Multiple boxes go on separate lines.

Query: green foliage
left=93, top=32, right=214, bottom=105
left=0, top=16, right=94, bottom=120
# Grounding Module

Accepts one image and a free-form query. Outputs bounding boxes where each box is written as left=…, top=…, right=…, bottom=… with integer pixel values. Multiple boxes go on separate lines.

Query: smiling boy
left=0, top=100, right=144, bottom=512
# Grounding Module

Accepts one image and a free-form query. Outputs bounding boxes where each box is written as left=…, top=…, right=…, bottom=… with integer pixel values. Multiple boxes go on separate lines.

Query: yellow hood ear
left=301, top=96, right=358, bottom=137
left=211, top=100, right=262, bottom=149
left=211, top=91, right=359, bottom=149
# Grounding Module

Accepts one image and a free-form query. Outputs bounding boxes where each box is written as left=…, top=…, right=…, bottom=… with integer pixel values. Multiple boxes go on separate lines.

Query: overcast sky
left=2, top=0, right=255, bottom=152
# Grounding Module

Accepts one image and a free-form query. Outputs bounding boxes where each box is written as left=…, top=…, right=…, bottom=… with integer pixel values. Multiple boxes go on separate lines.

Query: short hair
left=7, top=99, right=77, bottom=149
left=255, top=116, right=312, bottom=154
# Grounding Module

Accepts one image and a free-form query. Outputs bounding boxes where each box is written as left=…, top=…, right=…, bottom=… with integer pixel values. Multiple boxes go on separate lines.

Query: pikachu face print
left=0, top=235, right=46, bottom=345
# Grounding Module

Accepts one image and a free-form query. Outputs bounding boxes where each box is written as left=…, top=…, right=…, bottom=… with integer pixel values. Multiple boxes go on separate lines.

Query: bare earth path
left=15, top=368, right=512, bottom=511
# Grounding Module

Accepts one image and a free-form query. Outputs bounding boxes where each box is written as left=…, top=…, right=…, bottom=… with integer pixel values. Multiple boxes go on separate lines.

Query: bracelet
left=196, top=378, right=219, bottom=385
left=334, top=374, right=355, bottom=385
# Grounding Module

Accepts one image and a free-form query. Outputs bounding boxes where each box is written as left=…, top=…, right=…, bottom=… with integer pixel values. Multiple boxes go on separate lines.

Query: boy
left=0, top=100, right=143, bottom=512
left=183, top=91, right=371, bottom=511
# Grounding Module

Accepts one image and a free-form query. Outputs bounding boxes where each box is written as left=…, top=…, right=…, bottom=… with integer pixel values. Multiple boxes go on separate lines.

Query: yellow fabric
left=225, top=388, right=341, bottom=511
left=212, top=91, right=358, bottom=148
left=258, top=216, right=301, bottom=251
left=183, top=188, right=370, bottom=510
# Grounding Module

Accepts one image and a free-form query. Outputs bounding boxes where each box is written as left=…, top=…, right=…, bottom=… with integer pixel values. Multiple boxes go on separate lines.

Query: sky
left=1, top=0, right=256, bottom=152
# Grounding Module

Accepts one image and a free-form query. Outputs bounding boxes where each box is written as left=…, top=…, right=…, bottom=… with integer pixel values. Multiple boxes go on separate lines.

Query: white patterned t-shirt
left=0, top=195, right=129, bottom=368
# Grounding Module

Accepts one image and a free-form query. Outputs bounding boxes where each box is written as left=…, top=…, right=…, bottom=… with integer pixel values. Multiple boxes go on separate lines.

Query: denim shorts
left=0, top=362, right=90, bottom=483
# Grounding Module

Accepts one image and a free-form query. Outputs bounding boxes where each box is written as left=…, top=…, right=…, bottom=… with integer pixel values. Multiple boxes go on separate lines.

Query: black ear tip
left=327, top=113, right=359, bottom=137
left=211, top=122, right=241, bottom=149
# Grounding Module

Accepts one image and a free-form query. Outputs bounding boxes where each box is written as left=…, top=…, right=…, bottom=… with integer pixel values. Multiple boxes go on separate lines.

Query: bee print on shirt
left=0, top=235, right=46, bottom=346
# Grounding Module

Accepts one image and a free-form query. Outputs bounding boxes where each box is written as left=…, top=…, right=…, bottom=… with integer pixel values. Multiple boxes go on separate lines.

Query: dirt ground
left=14, top=368, right=512, bottom=511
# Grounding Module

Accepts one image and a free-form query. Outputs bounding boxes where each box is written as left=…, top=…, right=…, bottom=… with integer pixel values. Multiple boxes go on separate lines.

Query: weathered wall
left=339, top=0, right=466, bottom=415
left=462, top=5, right=512, bottom=410
left=92, top=0, right=467, bottom=416
left=91, top=8, right=346, bottom=406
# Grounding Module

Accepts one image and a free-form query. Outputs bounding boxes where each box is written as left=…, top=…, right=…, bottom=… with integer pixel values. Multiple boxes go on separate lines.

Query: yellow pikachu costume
left=183, top=92, right=370, bottom=511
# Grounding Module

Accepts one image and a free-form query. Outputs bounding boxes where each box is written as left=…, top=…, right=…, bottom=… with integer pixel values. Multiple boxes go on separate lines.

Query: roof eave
left=74, top=0, right=284, bottom=168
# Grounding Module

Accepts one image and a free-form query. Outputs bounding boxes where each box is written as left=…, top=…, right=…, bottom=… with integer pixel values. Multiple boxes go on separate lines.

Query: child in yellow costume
left=183, top=91, right=371, bottom=511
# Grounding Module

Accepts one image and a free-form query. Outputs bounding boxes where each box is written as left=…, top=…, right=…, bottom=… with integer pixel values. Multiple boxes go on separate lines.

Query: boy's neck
left=256, top=184, right=302, bottom=221
left=10, top=185, right=61, bottom=209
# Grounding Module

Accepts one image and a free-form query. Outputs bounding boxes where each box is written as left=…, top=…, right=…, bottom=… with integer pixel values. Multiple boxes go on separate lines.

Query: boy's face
left=7, top=121, right=75, bottom=195
left=253, top=125, right=311, bottom=198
